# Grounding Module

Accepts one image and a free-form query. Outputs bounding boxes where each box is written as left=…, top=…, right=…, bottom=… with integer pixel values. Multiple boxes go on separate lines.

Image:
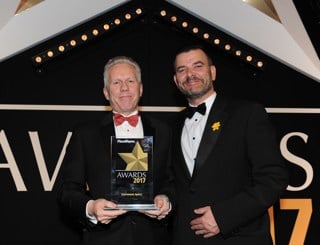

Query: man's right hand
left=87, top=199, right=127, bottom=224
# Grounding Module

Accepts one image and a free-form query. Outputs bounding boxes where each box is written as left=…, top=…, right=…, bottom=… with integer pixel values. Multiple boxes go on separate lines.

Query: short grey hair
left=103, top=56, right=142, bottom=87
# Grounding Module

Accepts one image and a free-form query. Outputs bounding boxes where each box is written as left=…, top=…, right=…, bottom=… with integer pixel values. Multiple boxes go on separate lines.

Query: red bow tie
left=113, top=113, right=139, bottom=127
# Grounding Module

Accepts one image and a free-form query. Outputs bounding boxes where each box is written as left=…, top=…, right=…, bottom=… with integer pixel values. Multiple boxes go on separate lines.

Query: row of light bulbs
left=32, top=8, right=143, bottom=66
left=32, top=6, right=264, bottom=69
left=159, top=9, right=264, bottom=69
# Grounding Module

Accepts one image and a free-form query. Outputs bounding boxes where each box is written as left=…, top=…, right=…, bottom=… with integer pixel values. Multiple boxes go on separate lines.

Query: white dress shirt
left=181, top=92, right=216, bottom=175
left=113, top=110, right=144, bottom=139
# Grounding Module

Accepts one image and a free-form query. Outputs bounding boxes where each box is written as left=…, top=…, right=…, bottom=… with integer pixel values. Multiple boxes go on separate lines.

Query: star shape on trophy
left=118, top=142, right=148, bottom=171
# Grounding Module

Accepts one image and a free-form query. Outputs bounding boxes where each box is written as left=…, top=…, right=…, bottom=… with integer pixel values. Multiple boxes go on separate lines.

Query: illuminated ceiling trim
left=32, top=7, right=144, bottom=67
left=31, top=4, right=265, bottom=71
left=167, top=0, right=320, bottom=82
left=0, top=0, right=128, bottom=61
left=1, top=0, right=320, bottom=82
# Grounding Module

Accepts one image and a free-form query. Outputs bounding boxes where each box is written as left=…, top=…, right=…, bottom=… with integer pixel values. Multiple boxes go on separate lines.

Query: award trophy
left=107, top=136, right=158, bottom=210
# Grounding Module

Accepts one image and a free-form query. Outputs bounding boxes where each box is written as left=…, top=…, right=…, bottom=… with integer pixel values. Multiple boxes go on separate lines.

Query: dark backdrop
left=1, top=1, right=320, bottom=244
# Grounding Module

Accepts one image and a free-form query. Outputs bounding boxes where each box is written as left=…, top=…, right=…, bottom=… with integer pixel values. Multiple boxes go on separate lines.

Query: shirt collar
left=188, top=92, right=217, bottom=115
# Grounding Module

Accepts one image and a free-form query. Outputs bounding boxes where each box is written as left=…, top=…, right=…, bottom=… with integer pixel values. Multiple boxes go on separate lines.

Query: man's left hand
left=190, top=206, right=220, bottom=238
left=140, top=194, right=170, bottom=220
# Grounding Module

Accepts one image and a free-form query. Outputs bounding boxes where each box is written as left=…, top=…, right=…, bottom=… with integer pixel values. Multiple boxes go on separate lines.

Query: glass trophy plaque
left=107, top=136, right=157, bottom=210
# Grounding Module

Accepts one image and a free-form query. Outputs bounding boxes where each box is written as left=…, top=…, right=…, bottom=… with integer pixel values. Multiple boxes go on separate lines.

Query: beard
left=178, top=76, right=213, bottom=100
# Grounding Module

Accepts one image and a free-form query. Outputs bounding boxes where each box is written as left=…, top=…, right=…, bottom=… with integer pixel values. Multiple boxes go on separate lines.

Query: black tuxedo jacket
left=171, top=94, right=288, bottom=245
left=57, top=112, right=174, bottom=245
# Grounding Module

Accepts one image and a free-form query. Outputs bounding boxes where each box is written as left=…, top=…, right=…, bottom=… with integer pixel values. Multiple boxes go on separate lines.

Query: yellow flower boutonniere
left=211, top=121, right=221, bottom=131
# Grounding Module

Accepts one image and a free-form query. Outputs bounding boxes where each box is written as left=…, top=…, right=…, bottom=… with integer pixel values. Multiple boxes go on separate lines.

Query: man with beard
left=170, top=45, right=288, bottom=245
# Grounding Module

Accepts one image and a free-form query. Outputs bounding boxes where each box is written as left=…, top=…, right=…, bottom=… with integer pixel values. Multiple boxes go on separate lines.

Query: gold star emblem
left=211, top=121, right=221, bottom=131
left=118, top=142, right=148, bottom=171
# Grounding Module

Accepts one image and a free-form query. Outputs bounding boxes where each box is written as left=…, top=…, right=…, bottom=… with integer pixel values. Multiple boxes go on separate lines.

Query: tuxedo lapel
left=192, top=95, right=228, bottom=178
left=141, top=115, right=156, bottom=139
left=100, top=113, right=115, bottom=148
left=176, top=112, right=193, bottom=179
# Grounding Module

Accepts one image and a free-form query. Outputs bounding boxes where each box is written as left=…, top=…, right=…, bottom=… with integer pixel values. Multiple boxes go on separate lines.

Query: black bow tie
left=185, top=103, right=206, bottom=118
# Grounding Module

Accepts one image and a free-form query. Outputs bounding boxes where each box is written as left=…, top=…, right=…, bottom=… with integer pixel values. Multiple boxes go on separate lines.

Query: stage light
left=70, top=40, right=76, bottom=46
left=171, top=16, right=177, bottom=22
left=35, top=56, right=42, bottom=63
left=47, top=51, right=54, bottom=57
left=125, top=13, right=131, bottom=20
left=257, top=61, right=264, bottom=68
left=203, top=33, right=210, bottom=39
left=182, top=21, right=188, bottom=28
left=92, top=29, right=99, bottom=36
left=58, top=45, right=65, bottom=52
left=81, top=35, right=88, bottom=41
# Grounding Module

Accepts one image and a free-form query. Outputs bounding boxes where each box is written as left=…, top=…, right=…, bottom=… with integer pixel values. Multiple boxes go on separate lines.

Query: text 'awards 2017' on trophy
left=107, top=136, right=158, bottom=210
